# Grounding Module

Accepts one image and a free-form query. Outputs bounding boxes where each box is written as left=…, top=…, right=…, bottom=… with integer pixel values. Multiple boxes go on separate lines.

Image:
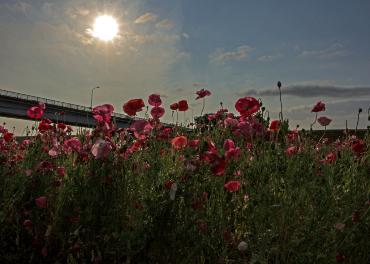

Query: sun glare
left=91, top=15, right=119, bottom=42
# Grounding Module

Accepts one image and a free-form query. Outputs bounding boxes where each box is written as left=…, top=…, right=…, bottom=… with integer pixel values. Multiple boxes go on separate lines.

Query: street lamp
left=90, top=86, right=100, bottom=109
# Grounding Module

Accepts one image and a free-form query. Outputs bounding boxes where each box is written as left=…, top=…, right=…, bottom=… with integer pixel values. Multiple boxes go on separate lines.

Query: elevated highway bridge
left=0, top=89, right=136, bottom=128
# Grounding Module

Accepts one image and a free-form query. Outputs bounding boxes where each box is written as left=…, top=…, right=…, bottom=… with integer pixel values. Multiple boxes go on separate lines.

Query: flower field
left=0, top=91, right=369, bottom=263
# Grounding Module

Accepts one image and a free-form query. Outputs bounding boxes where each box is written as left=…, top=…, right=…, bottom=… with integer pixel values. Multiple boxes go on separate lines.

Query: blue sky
left=1, top=0, right=370, bottom=132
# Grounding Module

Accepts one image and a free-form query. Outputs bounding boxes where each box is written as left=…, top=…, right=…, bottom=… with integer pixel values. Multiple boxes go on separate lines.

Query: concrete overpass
left=0, top=89, right=138, bottom=128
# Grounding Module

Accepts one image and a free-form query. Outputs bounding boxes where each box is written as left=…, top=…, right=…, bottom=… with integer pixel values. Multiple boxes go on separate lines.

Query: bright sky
left=1, top=0, right=370, bottom=133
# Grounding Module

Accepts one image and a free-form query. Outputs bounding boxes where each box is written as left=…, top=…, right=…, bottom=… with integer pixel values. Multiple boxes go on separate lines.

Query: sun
left=91, top=15, right=119, bottom=42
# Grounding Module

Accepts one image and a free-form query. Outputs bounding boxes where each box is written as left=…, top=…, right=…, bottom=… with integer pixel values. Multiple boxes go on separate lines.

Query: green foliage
left=0, top=121, right=369, bottom=264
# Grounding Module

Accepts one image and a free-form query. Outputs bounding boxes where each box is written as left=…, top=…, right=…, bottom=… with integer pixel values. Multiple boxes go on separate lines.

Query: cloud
left=257, top=53, right=283, bottom=62
left=4, top=2, right=32, bottom=14
left=239, top=85, right=370, bottom=98
left=209, top=45, right=253, bottom=65
left=298, top=43, right=349, bottom=59
left=156, top=19, right=174, bottom=29
left=193, top=82, right=207, bottom=87
left=182, top=32, right=189, bottom=39
left=134, top=12, right=158, bottom=24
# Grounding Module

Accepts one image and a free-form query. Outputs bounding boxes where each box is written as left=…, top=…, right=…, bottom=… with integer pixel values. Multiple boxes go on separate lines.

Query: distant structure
left=0, top=89, right=136, bottom=128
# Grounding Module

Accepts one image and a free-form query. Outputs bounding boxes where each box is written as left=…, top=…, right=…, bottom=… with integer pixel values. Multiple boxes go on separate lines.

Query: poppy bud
left=277, top=81, right=282, bottom=88
left=237, top=241, right=247, bottom=251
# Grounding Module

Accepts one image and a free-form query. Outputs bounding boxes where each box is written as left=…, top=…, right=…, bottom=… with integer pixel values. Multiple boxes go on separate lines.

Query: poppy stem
left=355, top=108, right=362, bottom=134
left=278, top=82, right=283, bottom=121
left=319, top=125, right=326, bottom=143
left=310, top=113, right=318, bottom=132
left=201, top=97, right=205, bottom=117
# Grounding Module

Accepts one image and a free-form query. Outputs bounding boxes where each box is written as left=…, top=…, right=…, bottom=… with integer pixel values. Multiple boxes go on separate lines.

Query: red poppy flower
left=23, top=219, right=33, bottom=227
left=352, top=140, right=365, bottom=155
left=57, top=123, right=66, bottom=130
left=3, top=132, right=13, bottom=142
left=171, top=135, right=188, bottom=150
left=195, top=89, right=211, bottom=100
left=35, top=196, right=48, bottom=209
left=269, top=120, right=281, bottom=131
left=320, top=152, right=336, bottom=164
left=123, top=99, right=145, bottom=116
left=150, top=106, right=165, bottom=119
left=148, top=94, right=162, bottom=107
left=336, top=252, right=345, bottom=263
left=64, top=137, right=82, bottom=153
left=235, top=97, right=260, bottom=117
left=223, top=139, right=235, bottom=151
left=224, top=180, right=241, bottom=192
left=178, top=100, right=189, bottom=111
left=225, top=147, right=241, bottom=160
left=27, top=106, right=44, bottom=119
left=211, top=156, right=226, bottom=176
left=311, top=101, right=325, bottom=112
left=188, top=139, right=200, bottom=148
left=317, top=116, right=332, bottom=126
left=285, top=146, right=298, bottom=156
left=38, top=119, right=52, bottom=133
left=170, top=103, right=179, bottom=111
left=164, top=179, right=175, bottom=189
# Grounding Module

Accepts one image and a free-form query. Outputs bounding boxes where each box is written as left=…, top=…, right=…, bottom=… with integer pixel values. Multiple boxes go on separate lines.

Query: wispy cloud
left=257, top=53, right=283, bottom=62
left=193, top=82, right=207, bottom=87
left=156, top=19, right=174, bottom=29
left=182, top=32, right=190, bottom=39
left=239, top=85, right=370, bottom=98
left=298, top=43, right=348, bottom=59
left=209, top=45, right=253, bottom=65
left=134, top=12, right=158, bottom=24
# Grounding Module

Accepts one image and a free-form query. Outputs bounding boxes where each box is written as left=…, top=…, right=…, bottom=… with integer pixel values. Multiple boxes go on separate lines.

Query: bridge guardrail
left=0, top=88, right=133, bottom=120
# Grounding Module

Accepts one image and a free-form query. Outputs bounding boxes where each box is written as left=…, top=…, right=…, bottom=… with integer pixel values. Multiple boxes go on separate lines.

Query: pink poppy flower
left=64, top=137, right=82, bottom=153
left=317, top=116, right=332, bottom=126
left=148, top=94, right=162, bottom=107
left=224, top=117, right=239, bottom=129
left=48, top=148, right=59, bottom=157
left=91, top=139, right=112, bottom=159
left=92, top=104, right=114, bottom=123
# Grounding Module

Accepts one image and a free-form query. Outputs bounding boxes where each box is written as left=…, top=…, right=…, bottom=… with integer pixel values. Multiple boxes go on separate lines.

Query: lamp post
left=90, top=86, right=100, bottom=109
